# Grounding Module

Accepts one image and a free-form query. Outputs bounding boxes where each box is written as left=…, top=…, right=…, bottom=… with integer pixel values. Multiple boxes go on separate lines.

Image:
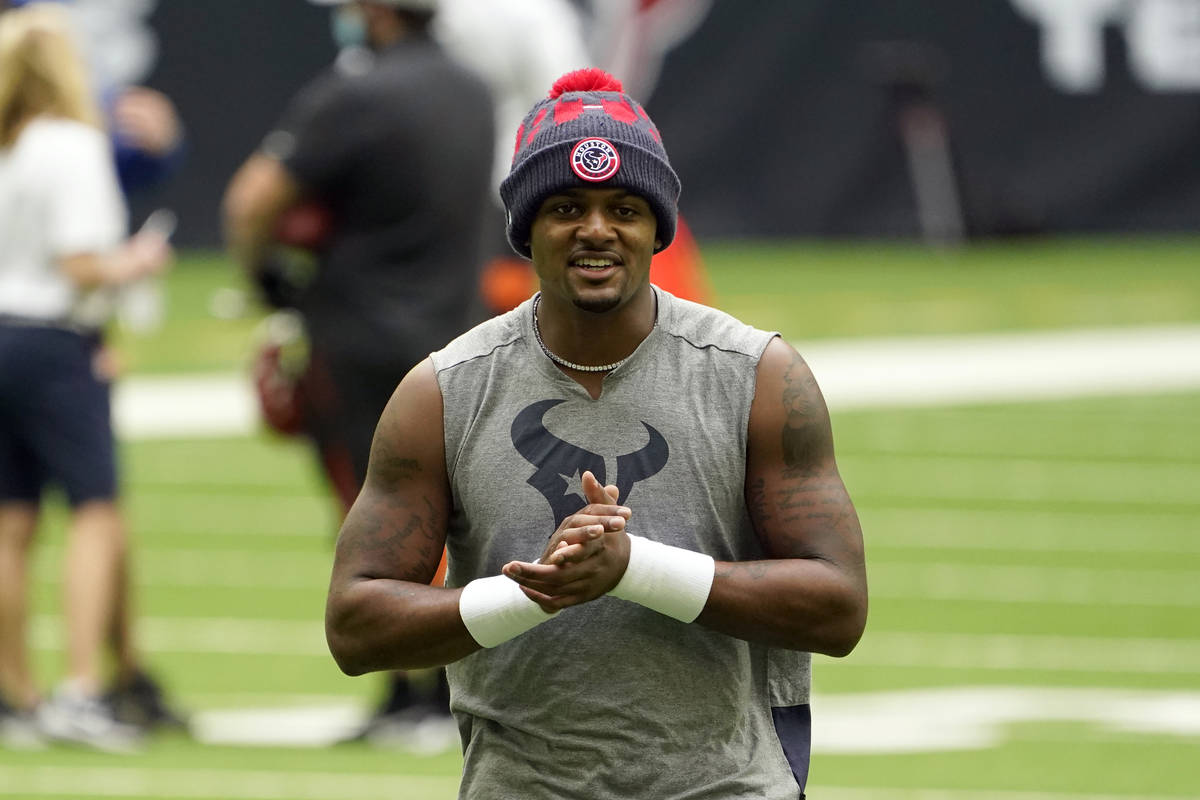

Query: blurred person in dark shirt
left=222, top=0, right=493, bottom=750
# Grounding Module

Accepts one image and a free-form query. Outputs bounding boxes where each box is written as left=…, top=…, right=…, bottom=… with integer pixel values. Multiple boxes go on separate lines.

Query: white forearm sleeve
left=609, top=534, right=715, bottom=623
left=459, top=575, right=557, bottom=648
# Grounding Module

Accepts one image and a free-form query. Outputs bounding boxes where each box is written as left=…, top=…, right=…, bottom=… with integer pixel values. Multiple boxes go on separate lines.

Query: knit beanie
left=499, top=68, right=681, bottom=259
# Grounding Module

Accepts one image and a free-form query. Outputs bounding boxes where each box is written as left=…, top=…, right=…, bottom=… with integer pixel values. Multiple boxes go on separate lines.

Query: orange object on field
left=649, top=216, right=711, bottom=305
left=433, top=550, right=448, bottom=587
left=479, top=256, right=538, bottom=313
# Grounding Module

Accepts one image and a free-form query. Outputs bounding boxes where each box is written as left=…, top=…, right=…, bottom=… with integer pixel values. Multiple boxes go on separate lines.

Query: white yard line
left=0, top=766, right=1190, bottom=800
left=797, top=324, right=1200, bottom=410
left=834, top=631, right=1200, bottom=675
left=29, top=550, right=1200, bottom=606
left=179, top=686, right=1200, bottom=752
left=867, top=562, right=1200, bottom=607
left=864, top=509, right=1200, bottom=554
left=807, top=686, right=1200, bottom=753
left=30, top=615, right=328, bottom=656
left=25, top=616, right=1200, bottom=675
left=34, top=547, right=330, bottom=588
left=3, top=685, right=1199, bottom=762
left=0, top=766, right=459, bottom=800
left=113, top=325, right=1200, bottom=439
left=115, top=374, right=260, bottom=439
left=815, top=791, right=1199, bottom=800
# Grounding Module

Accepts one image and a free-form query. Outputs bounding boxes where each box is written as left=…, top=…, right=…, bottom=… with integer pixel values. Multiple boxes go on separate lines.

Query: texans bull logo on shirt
left=511, top=398, right=668, bottom=526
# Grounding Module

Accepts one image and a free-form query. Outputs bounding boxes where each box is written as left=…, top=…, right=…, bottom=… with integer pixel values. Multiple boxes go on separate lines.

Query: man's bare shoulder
left=750, top=337, right=835, bottom=471
left=380, top=358, right=442, bottom=425
left=367, top=359, right=445, bottom=488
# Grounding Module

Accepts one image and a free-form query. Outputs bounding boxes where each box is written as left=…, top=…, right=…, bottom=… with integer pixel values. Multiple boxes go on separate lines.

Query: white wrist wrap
left=459, top=575, right=556, bottom=648
left=609, top=534, right=715, bottom=623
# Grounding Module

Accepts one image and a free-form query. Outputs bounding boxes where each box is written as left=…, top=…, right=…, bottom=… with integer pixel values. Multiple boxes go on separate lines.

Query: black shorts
left=773, top=703, right=811, bottom=797
left=0, top=325, right=116, bottom=506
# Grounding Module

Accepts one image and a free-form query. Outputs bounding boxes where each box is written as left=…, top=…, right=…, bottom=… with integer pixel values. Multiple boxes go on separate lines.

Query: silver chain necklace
left=531, top=293, right=647, bottom=373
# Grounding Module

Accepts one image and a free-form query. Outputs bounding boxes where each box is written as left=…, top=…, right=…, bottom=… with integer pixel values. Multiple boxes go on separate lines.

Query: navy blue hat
left=499, top=68, right=681, bottom=259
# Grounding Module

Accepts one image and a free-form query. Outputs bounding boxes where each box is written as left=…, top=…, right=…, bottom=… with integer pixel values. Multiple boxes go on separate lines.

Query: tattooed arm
left=696, top=337, right=868, bottom=657
left=325, top=358, right=479, bottom=674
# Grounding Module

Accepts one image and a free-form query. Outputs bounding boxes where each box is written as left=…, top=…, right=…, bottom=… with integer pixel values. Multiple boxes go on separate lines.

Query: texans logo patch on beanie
left=500, top=68, right=681, bottom=258
left=570, top=138, right=620, bottom=182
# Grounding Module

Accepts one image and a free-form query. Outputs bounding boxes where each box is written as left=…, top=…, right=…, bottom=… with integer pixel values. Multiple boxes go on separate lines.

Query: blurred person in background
left=325, top=68, right=867, bottom=799
left=222, top=0, right=493, bottom=750
left=2, top=0, right=186, bottom=199
left=447, top=0, right=713, bottom=316
left=104, top=81, right=184, bottom=204
left=0, top=3, right=172, bottom=750
left=582, top=0, right=715, bottom=306
left=0, top=0, right=190, bottom=736
left=95, top=68, right=190, bottom=734
left=431, top=0, right=588, bottom=316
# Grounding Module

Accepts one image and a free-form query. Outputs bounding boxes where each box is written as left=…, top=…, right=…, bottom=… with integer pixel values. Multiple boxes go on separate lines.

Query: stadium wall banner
left=129, top=0, right=1200, bottom=244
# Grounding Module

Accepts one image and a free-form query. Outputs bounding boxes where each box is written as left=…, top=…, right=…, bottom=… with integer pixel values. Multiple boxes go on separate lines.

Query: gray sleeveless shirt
left=431, top=287, right=808, bottom=800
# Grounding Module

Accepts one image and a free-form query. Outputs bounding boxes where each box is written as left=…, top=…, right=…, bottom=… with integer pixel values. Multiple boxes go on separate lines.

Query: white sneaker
left=406, top=713, right=459, bottom=756
left=364, top=706, right=459, bottom=755
left=0, top=700, right=45, bottom=750
left=37, top=683, right=142, bottom=753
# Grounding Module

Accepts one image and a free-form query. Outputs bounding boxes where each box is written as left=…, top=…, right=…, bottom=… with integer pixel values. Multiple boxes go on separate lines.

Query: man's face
left=529, top=187, right=659, bottom=314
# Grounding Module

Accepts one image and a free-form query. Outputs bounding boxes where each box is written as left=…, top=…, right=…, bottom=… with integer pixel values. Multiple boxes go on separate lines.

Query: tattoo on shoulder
left=780, top=352, right=828, bottom=476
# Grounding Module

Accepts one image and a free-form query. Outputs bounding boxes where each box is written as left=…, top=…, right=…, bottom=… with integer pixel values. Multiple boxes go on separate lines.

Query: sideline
left=113, top=324, right=1200, bottom=439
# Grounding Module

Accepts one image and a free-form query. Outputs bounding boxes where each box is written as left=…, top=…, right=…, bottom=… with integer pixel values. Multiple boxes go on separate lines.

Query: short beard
left=573, top=295, right=621, bottom=314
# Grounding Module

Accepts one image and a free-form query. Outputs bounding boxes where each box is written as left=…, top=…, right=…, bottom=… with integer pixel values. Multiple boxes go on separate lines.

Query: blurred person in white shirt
left=0, top=3, right=171, bottom=751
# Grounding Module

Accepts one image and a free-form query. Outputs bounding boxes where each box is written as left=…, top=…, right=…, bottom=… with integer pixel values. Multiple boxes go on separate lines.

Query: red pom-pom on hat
left=549, top=68, right=624, bottom=99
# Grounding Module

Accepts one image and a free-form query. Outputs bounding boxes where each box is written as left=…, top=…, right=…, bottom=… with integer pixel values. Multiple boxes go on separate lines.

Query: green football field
left=3, top=237, right=1198, bottom=799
